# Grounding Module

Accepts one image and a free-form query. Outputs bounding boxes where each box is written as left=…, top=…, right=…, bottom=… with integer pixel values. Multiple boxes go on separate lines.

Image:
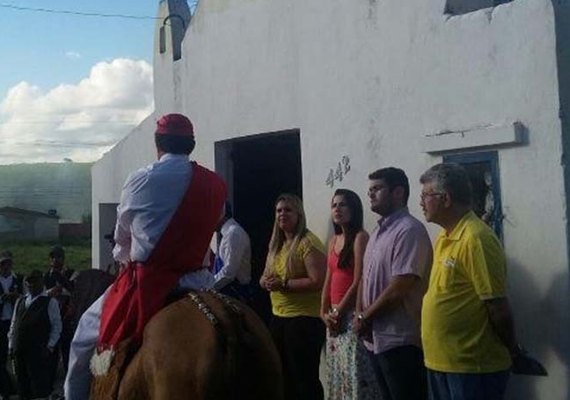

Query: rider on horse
left=64, top=113, right=226, bottom=400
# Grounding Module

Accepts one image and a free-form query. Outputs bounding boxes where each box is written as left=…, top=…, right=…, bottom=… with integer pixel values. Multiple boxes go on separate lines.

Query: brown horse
left=68, top=269, right=115, bottom=333
left=92, top=291, right=283, bottom=400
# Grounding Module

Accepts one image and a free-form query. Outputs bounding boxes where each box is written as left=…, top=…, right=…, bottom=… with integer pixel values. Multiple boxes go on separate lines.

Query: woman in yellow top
left=260, top=193, right=326, bottom=400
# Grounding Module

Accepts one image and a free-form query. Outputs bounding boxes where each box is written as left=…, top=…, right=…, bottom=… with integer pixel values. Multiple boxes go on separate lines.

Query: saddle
left=89, top=289, right=245, bottom=400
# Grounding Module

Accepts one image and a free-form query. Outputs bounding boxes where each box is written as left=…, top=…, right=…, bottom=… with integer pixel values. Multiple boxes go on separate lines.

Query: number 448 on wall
left=325, top=156, right=351, bottom=188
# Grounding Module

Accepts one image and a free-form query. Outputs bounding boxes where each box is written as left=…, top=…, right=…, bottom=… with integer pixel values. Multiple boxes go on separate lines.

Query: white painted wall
left=153, top=0, right=191, bottom=115
left=92, top=0, right=569, bottom=397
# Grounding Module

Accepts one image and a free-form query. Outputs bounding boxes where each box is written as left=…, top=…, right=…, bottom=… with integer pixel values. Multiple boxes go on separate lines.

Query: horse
left=56, top=268, right=116, bottom=373
left=91, top=290, right=284, bottom=400
left=68, top=268, right=116, bottom=333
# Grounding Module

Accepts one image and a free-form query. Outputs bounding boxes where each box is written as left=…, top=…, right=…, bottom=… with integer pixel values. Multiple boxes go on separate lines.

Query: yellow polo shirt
left=422, top=211, right=511, bottom=373
left=270, top=231, right=325, bottom=318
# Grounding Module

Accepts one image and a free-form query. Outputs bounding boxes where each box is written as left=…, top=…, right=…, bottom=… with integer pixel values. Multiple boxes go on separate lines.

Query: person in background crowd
left=419, top=163, right=520, bottom=400
left=44, top=245, right=75, bottom=372
left=0, top=251, right=22, bottom=400
left=9, top=270, right=62, bottom=400
left=213, top=202, right=252, bottom=302
left=320, top=189, right=381, bottom=400
left=44, top=246, right=75, bottom=295
left=260, top=193, right=326, bottom=400
left=354, top=167, right=432, bottom=400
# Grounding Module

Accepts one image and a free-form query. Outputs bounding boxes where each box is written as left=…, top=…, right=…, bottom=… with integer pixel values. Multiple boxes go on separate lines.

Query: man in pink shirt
left=354, top=167, right=432, bottom=400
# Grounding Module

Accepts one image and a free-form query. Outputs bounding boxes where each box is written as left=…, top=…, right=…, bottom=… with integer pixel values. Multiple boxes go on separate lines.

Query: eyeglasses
left=368, top=185, right=388, bottom=195
left=420, top=192, right=445, bottom=200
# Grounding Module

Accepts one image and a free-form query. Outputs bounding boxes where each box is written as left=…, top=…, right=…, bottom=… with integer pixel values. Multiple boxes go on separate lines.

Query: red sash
left=97, top=162, right=226, bottom=350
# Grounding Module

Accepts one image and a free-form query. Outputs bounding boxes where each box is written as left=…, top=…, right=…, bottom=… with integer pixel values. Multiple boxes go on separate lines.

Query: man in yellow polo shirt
left=419, top=163, right=520, bottom=400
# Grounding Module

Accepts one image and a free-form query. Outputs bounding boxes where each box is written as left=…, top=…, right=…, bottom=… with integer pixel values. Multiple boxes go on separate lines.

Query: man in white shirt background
left=9, top=270, right=62, bottom=400
left=213, top=202, right=252, bottom=302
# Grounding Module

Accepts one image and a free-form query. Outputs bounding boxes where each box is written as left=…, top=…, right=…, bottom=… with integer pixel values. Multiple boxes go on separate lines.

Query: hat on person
left=155, top=113, right=194, bottom=137
left=49, top=245, right=65, bottom=258
left=0, top=251, right=12, bottom=264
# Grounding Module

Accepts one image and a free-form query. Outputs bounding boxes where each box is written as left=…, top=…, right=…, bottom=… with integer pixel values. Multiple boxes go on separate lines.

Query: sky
left=0, top=1, right=165, bottom=164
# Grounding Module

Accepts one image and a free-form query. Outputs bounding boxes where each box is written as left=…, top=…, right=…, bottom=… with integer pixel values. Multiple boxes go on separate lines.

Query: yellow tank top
left=269, top=231, right=325, bottom=318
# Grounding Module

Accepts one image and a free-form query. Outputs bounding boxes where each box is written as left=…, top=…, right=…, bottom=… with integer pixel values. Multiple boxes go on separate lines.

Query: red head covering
left=155, top=113, right=194, bottom=136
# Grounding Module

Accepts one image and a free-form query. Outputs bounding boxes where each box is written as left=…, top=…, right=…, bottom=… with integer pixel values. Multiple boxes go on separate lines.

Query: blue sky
left=0, top=0, right=157, bottom=97
left=0, top=1, right=165, bottom=164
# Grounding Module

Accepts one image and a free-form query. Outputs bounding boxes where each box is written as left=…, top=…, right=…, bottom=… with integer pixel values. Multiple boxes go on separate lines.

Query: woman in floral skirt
left=320, top=189, right=381, bottom=400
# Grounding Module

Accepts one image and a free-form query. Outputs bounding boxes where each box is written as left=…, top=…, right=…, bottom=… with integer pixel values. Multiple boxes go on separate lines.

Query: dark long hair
left=332, top=189, right=364, bottom=269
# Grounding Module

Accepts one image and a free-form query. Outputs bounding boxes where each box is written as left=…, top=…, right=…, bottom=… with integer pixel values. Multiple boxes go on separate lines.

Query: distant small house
left=59, top=222, right=91, bottom=240
left=0, top=207, right=59, bottom=241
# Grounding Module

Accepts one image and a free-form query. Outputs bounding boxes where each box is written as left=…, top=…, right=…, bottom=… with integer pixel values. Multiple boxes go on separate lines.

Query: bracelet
left=357, top=313, right=366, bottom=322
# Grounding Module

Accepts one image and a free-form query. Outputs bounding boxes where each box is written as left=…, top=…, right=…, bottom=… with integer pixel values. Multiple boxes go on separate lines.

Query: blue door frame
left=443, top=151, right=503, bottom=240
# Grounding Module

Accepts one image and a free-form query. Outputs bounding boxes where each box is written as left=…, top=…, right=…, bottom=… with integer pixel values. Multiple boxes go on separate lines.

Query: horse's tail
left=209, top=291, right=256, bottom=400
left=186, top=290, right=283, bottom=400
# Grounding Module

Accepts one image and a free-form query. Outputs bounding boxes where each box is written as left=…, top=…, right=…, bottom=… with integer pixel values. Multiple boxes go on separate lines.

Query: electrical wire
left=0, top=3, right=161, bottom=20
left=0, top=120, right=143, bottom=125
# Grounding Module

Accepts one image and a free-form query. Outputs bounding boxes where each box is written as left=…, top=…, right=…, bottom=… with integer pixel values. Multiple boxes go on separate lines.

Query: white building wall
left=92, top=0, right=569, bottom=397
left=153, top=0, right=191, bottom=115
left=183, top=1, right=568, bottom=398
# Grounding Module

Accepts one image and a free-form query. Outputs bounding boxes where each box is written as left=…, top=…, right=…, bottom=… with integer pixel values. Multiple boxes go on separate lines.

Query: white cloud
left=65, top=51, right=82, bottom=60
left=0, top=58, right=154, bottom=164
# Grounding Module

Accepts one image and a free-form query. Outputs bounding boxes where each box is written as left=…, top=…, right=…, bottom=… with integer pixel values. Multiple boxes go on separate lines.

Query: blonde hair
left=264, top=193, right=308, bottom=278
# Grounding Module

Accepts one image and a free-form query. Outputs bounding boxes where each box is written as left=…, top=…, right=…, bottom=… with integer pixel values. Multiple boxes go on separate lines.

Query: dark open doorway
left=98, top=203, right=118, bottom=270
left=215, top=130, right=302, bottom=322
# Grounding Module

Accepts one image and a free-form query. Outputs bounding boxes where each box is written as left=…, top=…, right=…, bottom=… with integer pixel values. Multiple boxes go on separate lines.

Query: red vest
left=97, top=162, right=226, bottom=350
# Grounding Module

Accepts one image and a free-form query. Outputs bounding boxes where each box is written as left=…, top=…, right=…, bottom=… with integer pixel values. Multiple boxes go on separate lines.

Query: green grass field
left=0, top=238, right=92, bottom=276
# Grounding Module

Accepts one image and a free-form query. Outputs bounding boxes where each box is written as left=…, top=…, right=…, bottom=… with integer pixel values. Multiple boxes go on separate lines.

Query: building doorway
left=215, top=130, right=302, bottom=322
left=98, top=203, right=118, bottom=270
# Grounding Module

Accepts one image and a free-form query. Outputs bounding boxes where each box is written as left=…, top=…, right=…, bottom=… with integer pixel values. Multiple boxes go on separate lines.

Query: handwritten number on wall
left=342, top=156, right=350, bottom=174
left=326, top=155, right=351, bottom=188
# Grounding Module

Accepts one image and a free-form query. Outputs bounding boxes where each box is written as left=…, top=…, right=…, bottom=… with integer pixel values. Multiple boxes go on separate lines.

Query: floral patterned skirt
left=324, top=314, right=382, bottom=400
